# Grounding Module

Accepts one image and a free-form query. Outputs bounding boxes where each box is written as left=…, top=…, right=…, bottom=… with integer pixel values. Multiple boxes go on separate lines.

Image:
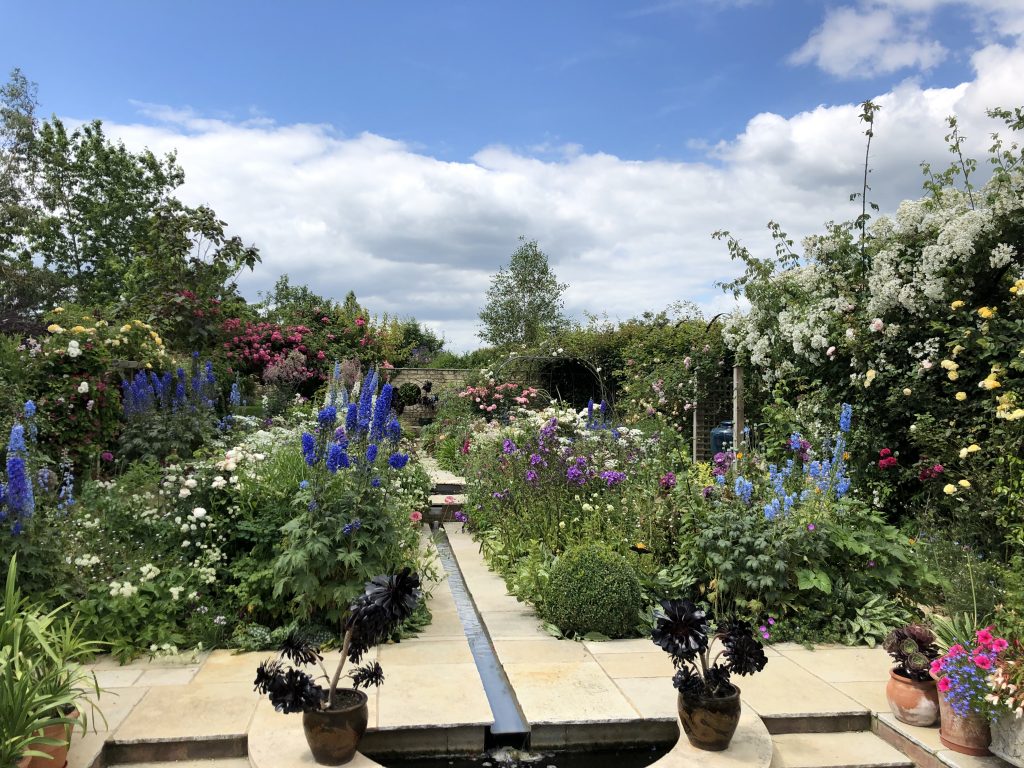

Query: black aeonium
left=254, top=568, right=422, bottom=714
left=652, top=598, right=768, bottom=699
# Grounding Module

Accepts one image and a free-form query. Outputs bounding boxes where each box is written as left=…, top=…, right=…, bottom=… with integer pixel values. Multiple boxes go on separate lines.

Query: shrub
left=542, top=543, right=642, bottom=639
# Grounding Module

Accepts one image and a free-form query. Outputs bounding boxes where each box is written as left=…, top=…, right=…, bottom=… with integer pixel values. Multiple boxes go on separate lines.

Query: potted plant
left=0, top=654, right=79, bottom=768
left=651, top=598, right=768, bottom=751
left=986, top=638, right=1024, bottom=767
left=883, top=623, right=941, bottom=726
left=1, top=557, right=105, bottom=768
left=930, top=626, right=1006, bottom=756
left=255, top=568, right=422, bottom=765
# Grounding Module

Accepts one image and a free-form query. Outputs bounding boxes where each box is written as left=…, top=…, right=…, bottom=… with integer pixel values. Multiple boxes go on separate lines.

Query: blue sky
left=5, top=1, right=1024, bottom=348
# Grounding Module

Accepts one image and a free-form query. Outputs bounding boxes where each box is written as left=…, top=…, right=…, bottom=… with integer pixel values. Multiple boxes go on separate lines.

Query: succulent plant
left=883, top=623, right=940, bottom=682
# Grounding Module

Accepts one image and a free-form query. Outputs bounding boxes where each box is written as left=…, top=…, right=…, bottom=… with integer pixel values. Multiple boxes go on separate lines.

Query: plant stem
left=327, top=627, right=354, bottom=709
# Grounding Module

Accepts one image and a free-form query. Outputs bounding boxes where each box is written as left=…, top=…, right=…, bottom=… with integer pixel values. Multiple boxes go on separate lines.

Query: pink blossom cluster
left=458, top=383, right=540, bottom=413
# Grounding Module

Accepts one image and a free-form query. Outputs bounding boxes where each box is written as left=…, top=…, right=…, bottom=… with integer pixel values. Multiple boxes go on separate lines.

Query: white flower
left=845, top=328, right=855, bottom=339
left=139, top=563, right=161, bottom=581
left=178, top=488, right=191, bottom=498
left=210, top=475, right=227, bottom=489
left=77, top=381, right=89, bottom=394
left=191, top=507, right=207, bottom=519
left=169, top=586, right=184, bottom=601
left=921, top=360, right=933, bottom=370
left=826, top=346, right=836, bottom=358
left=184, top=478, right=198, bottom=489
left=66, top=341, right=81, bottom=358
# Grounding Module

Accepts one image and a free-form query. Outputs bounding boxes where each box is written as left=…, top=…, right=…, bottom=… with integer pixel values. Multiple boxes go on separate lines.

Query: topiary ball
left=542, top=543, right=642, bottom=639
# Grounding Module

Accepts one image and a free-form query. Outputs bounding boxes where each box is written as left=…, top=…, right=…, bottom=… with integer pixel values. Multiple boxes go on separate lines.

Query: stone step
left=771, top=731, right=914, bottom=768
left=429, top=493, right=466, bottom=508
left=118, top=761, right=251, bottom=768
left=432, top=480, right=466, bottom=495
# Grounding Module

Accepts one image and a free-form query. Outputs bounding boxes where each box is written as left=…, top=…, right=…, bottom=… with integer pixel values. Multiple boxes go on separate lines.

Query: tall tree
left=478, top=237, right=567, bottom=347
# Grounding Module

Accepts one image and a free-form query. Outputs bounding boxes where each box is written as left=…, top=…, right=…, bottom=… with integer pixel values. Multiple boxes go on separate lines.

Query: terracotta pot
left=937, top=688, right=991, bottom=756
left=27, top=707, right=78, bottom=768
left=990, top=710, right=1024, bottom=767
left=302, top=689, right=368, bottom=766
left=886, top=669, right=939, bottom=727
left=17, top=756, right=31, bottom=768
left=677, top=685, right=742, bottom=751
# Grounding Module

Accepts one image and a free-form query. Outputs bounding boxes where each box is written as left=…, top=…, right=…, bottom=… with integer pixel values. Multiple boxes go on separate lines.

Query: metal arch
left=490, top=354, right=611, bottom=410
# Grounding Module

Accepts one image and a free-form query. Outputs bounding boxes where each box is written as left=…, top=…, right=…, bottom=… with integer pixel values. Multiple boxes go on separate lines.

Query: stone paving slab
left=503, top=660, right=641, bottom=723
left=772, top=731, right=913, bottom=767
left=113, top=682, right=260, bottom=742
left=780, top=646, right=892, bottom=684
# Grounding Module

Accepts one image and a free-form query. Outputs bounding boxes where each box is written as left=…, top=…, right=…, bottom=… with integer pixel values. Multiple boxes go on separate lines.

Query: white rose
left=184, top=478, right=198, bottom=489
left=191, top=507, right=207, bottom=519
left=178, top=488, right=191, bottom=498
left=77, top=381, right=89, bottom=394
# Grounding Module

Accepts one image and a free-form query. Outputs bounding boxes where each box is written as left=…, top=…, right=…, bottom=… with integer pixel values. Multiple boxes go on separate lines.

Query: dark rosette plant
left=883, top=623, right=940, bottom=682
left=255, top=567, right=421, bottom=713
left=652, top=598, right=768, bottom=699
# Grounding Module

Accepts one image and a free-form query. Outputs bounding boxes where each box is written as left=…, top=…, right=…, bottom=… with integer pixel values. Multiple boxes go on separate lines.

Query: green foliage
left=478, top=238, right=567, bottom=348
left=542, top=543, right=642, bottom=639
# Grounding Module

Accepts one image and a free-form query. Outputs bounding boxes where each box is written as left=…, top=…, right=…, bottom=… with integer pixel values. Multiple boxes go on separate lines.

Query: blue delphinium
left=388, top=453, right=409, bottom=470
left=345, top=404, right=358, bottom=434
left=318, top=406, right=338, bottom=428
left=733, top=476, right=754, bottom=505
left=839, top=403, right=853, bottom=433
left=229, top=382, right=242, bottom=407
left=365, top=444, right=379, bottom=464
left=326, top=443, right=346, bottom=473
left=385, top=418, right=401, bottom=443
left=369, top=383, right=393, bottom=442
left=5, top=424, right=35, bottom=530
left=301, top=432, right=318, bottom=466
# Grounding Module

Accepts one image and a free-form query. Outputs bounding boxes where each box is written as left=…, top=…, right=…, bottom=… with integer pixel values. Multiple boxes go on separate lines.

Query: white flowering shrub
left=718, top=107, right=1024, bottom=588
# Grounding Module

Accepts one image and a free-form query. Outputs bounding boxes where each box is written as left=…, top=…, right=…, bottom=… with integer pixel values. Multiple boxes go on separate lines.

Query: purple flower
left=566, top=466, right=587, bottom=486
left=502, top=439, right=518, bottom=455
left=525, top=469, right=539, bottom=483
left=807, top=523, right=816, bottom=531
left=100, top=451, right=114, bottom=462
left=529, top=453, right=545, bottom=466
left=599, top=470, right=626, bottom=487
left=659, top=472, right=676, bottom=490
left=702, top=486, right=714, bottom=498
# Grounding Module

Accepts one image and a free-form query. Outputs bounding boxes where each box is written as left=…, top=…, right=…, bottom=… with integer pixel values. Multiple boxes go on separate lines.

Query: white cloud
left=790, top=6, right=946, bottom=78
left=98, top=42, right=1024, bottom=351
left=792, top=0, right=1024, bottom=78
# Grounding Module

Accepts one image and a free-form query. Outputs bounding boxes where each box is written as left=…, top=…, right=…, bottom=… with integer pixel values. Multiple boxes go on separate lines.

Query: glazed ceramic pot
left=677, top=685, right=742, bottom=751
left=302, top=689, right=369, bottom=766
left=886, top=670, right=939, bottom=727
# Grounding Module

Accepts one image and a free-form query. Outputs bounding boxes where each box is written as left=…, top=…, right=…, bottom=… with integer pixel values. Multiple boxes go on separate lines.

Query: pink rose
left=409, top=511, right=423, bottom=522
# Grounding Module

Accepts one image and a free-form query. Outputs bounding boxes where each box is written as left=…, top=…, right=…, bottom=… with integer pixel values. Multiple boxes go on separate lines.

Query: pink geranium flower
left=937, top=677, right=951, bottom=692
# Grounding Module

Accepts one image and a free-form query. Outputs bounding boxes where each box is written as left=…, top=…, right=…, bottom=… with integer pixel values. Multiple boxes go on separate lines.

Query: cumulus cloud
left=98, top=42, right=1024, bottom=351
left=791, top=0, right=1024, bottom=78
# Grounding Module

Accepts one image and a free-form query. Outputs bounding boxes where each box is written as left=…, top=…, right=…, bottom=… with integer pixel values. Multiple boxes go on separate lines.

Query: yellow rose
left=121, top=324, right=132, bottom=333
left=52, top=307, right=64, bottom=313
left=47, top=324, right=63, bottom=334
left=864, top=369, right=877, bottom=388
left=71, top=325, right=86, bottom=333
left=943, top=484, right=956, bottom=495
left=941, top=359, right=958, bottom=370
left=145, top=362, right=153, bottom=369
left=958, top=479, right=971, bottom=488
left=955, top=392, right=967, bottom=401
left=978, top=306, right=996, bottom=319
left=959, top=448, right=969, bottom=459
left=967, top=444, right=980, bottom=453
left=952, top=345, right=965, bottom=356
left=951, top=300, right=965, bottom=310
left=903, top=388, right=912, bottom=396
left=948, top=371, right=959, bottom=381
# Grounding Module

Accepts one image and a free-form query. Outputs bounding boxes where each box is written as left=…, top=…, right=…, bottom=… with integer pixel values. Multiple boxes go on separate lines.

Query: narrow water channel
left=431, top=529, right=531, bottom=748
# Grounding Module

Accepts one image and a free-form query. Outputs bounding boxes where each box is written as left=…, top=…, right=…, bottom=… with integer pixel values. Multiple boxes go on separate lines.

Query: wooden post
left=732, top=365, right=745, bottom=447
left=692, top=405, right=699, bottom=463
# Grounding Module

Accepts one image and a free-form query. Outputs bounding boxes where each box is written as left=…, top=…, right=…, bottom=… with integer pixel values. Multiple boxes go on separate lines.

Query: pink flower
left=974, top=654, right=992, bottom=670
left=948, top=643, right=965, bottom=656
left=355, top=317, right=366, bottom=327
left=977, top=628, right=995, bottom=646
left=409, top=511, right=423, bottom=522
left=993, top=638, right=1009, bottom=652
left=937, top=677, right=951, bottom=692
left=930, top=659, right=943, bottom=676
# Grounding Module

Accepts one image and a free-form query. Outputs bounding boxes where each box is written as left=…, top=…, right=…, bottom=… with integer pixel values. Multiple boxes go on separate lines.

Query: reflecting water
left=376, top=744, right=672, bottom=768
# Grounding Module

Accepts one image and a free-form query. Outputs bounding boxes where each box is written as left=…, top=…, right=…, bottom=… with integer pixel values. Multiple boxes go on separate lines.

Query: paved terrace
left=68, top=528, right=1012, bottom=768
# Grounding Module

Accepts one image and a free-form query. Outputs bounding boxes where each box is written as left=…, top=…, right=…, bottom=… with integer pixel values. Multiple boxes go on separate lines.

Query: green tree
left=478, top=237, right=567, bottom=347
